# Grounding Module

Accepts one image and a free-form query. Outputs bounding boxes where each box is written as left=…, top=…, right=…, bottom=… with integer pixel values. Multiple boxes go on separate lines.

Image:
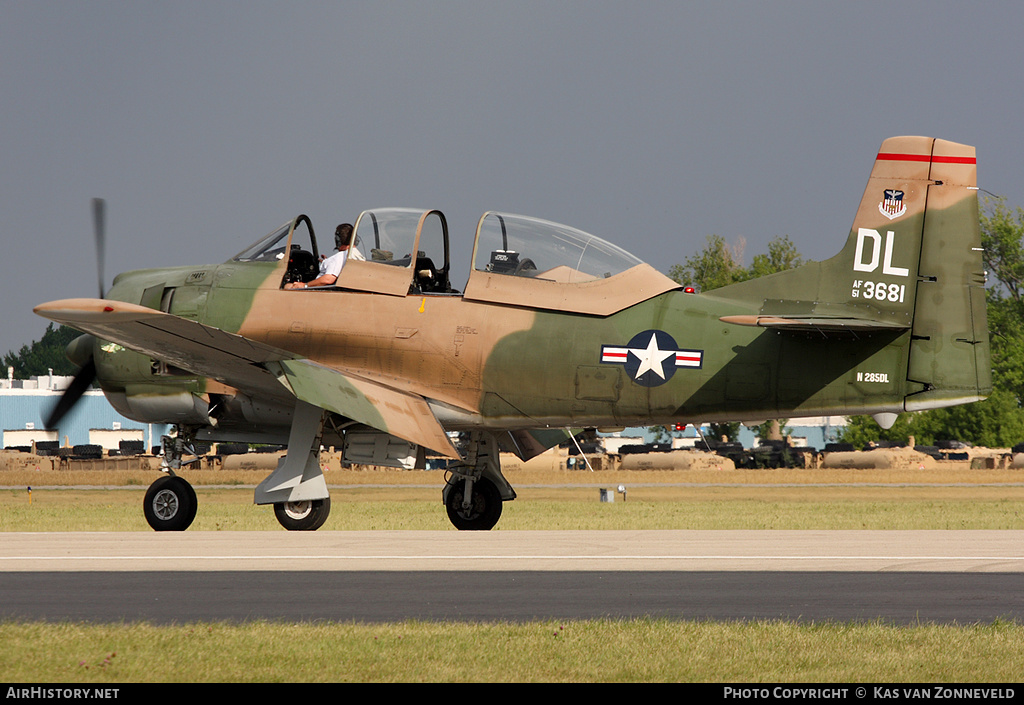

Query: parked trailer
left=618, top=450, right=735, bottom=471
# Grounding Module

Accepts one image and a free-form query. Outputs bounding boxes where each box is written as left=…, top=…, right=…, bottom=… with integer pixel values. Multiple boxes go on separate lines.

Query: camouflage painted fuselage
left=38, top=136, right=990, bottom=459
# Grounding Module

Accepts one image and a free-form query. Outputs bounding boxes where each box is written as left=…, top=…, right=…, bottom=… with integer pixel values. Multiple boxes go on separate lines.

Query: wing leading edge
left=33, top=298, right=460, bottom=458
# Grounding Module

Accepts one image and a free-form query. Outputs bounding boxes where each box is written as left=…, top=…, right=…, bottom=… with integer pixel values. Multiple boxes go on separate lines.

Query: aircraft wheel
left=273, top=497, right=331, bottom=531
left=143, top=475, right=197, bottom=531
left=445, top=477, right=502, bottom=531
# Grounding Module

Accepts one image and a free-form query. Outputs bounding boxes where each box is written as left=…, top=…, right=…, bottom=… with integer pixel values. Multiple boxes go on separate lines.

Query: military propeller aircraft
left=35, top=136, right=989, bottom=532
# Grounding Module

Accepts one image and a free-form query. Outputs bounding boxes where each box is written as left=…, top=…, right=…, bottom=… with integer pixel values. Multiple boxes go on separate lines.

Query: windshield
left=230, top=223, right=291, bottom=263
left=472, top=212, right=643, bottom=283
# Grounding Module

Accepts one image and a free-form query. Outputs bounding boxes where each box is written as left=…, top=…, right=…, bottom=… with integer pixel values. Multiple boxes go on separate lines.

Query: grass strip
left=3, top=486, right=1024, bottom=531
left=2, top=618, right=1022, bottom=683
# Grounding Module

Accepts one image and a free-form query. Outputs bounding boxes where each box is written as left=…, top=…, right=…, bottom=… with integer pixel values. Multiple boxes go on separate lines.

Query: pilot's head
left=335, top=223, right=354, bottom=250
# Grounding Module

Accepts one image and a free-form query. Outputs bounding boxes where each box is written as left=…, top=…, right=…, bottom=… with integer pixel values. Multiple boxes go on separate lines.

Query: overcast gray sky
left=2, top=1, right=1022, bottom=359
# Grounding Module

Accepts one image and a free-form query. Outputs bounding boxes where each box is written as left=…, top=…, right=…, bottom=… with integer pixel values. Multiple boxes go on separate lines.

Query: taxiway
left=1, top=531, right=1022, bottom=624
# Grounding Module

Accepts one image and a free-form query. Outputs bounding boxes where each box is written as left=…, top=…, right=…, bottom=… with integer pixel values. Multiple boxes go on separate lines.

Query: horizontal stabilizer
left=719, top=314, right=910, bottom=334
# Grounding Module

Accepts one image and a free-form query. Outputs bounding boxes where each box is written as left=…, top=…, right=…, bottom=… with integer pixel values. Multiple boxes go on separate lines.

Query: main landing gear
left=254, top=400, right=333, bottom=531
left=443, top=432, right=516, bottom=531
left=445, top=476, right=502, bottom=530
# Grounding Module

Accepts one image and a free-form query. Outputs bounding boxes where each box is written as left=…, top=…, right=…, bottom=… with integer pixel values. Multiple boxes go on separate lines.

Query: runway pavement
left=1, top=531, right=1023, bottom=623
left=2, top=530, right=1024, bottom=572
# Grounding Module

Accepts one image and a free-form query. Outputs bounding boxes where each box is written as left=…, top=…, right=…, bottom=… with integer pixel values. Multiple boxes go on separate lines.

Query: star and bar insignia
left=600, top=329, right=702, bottom=387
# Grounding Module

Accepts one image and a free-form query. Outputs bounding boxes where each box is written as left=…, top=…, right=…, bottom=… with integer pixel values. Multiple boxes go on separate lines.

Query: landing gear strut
left=143, top=426, right=201, bottom=531
left=255, top=400, right=332, bottom=531
left=445, top=476, right=502, bottom=530
left=442, top=431, right=516, bottom=530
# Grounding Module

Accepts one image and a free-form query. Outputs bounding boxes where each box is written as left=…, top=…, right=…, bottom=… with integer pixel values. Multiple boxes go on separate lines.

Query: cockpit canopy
left=463, top=211, right=678, bottom=315
left=231, top=208, right=678, bottom=315
left=472, top=212, right=644, bottom=283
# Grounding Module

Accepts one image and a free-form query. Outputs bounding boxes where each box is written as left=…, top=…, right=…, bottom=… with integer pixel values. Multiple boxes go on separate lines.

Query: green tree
left=668, top=234, right=746, bottom=291
left=646, top=425, right=671, bottom=443
left=837, top=413, right=918, bottom=449
left=749, top=236, right=803, bottom=279
left=1, top=324, right=82, bottom=379
left=981, top=196, right=1024, bottom=403
left=913, top=389, right=1024, bottom=448
left=981, top=196, right=1024, bottom=303
left=749, top=419, right=790, bottom=443
left=708, top=422, right=740, bottom=443
left=668, top=234, right=803, bottom=291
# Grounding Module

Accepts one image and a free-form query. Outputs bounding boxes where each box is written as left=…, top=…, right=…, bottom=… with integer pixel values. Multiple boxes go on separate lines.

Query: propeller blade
left=92, top=197, right=106, bottom=299
left=43, top=358, right=96, bottom=429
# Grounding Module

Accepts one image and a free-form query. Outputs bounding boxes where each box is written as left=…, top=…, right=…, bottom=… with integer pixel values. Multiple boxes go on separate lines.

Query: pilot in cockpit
left=285, top=223, right=353, bottom=289
left=349, top=233, right=366, bottom=261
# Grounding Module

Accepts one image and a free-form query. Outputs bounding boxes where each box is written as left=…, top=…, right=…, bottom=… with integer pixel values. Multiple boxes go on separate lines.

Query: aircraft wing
left=268, top=359, right=459, bottom=458
left=34, top=298, right=460, bottom=458
left=35, top=298, right=293, bottom=400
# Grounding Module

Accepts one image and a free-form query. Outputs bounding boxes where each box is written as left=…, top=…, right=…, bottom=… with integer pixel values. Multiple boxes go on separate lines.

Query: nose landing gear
left=143, top=474, right=197, bottom=531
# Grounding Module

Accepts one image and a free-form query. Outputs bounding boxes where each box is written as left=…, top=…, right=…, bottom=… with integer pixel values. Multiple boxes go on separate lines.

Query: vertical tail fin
left=714, top=136, right=990, bottom=411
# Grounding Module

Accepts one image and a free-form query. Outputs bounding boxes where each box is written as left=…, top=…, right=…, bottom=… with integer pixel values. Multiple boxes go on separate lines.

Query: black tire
left=119, top=440, right=145, bottom=455
left=445, top=477, right=502, bottom=531
left=143, top=475, right=197, bottom=531
left=72, top=444, right=103, bottom=459
left=273, top=497, right=331, bottom=531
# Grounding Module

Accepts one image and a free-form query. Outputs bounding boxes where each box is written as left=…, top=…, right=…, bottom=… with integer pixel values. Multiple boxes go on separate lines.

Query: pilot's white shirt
left=320, top=248, right=348, bottom=278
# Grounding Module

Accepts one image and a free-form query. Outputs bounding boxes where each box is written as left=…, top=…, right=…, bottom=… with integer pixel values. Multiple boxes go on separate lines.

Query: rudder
left=898, top=139, right=990, bottom=409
